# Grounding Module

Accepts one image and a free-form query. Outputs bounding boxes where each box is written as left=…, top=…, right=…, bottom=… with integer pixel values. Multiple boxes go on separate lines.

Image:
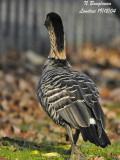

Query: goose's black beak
left=44, top=17, right=51, bottom=29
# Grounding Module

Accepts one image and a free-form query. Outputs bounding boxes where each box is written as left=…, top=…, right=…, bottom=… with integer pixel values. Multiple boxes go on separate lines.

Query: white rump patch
left=90, top=118, right=96, bottom=124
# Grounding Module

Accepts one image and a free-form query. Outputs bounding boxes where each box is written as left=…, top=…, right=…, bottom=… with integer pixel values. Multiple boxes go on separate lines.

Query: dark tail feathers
left=80, top=124, right=111, bottom=148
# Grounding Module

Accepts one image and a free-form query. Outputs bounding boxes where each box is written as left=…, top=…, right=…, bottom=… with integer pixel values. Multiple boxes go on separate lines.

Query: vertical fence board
left=0, top=0, right=2, bottom=53
left=14, top=0, right=20, bottom=51
left=0, top=0, right=2, bottom=25
left=18, top=0, right=24, bottom=51
left=36, top=0, right=43, bottom=53
left=23, top=0, right=29, bottom=50
left=35, top=0, right=41, bottom=53
left=1, top=0, right=7, bottom=54
left=27, top=0, right=34, bottom=50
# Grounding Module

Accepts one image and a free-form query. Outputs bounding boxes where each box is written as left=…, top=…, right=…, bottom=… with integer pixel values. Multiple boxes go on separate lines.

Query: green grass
left=107, top=104, right=120, bottom=110
left=0, top=141, right=68, bottom=160
left=80, top=140, right=120, bottom=160
left=19, top=123, right=31, bottom=132
left=107, top=104, right=120, bottom=118
left=0, top=138, right=120, bottom=160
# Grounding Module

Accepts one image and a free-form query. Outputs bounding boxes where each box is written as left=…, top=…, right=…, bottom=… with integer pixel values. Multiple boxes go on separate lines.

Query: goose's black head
left=45, top=12, right=64, bottom=52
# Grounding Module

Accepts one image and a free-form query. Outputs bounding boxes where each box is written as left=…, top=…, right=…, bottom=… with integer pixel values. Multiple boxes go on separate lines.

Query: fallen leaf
left=0, top=155, right=8, bottom=160
left=20, top=131, right=36, bottom=139
left=94, top=156, right=104, bottom=160
left=107, top=111, right=117, bottom=120
left=100, top=88, right=110, bottom=98
left=30, top=150, right=39, bottom=154
left=41, top=152, right=60, bottom=158
left=109, top=134, right=120, bottom=141
left=57, top=145, right=71, bottom=148
left=11, top=125, right=21, bottom=135
left=2, top=146, right=9, bottom=149
left=87, top=156, right=94, bottom=160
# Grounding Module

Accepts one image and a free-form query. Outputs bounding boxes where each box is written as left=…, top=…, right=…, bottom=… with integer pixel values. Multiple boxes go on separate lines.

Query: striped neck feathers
left=48, top=24, right=66, bottom=60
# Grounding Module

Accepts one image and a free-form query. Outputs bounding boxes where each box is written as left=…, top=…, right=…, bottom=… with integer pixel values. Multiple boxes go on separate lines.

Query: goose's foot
left=65, top=147, right=72, bottom=155
left=69, top=146, right=87, bottom=160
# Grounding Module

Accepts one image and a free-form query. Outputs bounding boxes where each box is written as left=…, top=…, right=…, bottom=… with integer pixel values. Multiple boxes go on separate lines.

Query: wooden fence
left=0, top=0, right=120, bottom=55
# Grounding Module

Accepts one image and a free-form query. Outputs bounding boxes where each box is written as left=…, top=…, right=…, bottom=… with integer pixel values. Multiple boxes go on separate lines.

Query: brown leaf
left=109, top=134, right=120, bottom=142
left=0, top=141, right=2, bottom=145
left=0, top=130, right=7, bottom=137
left=0, top=155, right=8, bottom=160
left=100, top=88, right=110, bottom=98
left=11, top=125, right=21, bottom=135
left=107, top=111, right=117, bottom=120
left=94, top=156, right=104, bottom=160
left=20, top=131, right=36, bottom=139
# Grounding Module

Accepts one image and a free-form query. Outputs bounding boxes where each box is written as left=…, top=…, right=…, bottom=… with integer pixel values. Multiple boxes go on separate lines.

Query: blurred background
left=0, top=0, right=120, bottom=54
left=0, top=0, right=120, bottom=157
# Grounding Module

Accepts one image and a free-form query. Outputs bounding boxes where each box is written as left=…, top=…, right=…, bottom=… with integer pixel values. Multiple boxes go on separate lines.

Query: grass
left=80, top=140, right=120, bottom=159
left=0, top=138, right=120, bottom=160
left=107, top=104, right=120, bottom=118
left=107, top=104, right=120, bottom=110
left=0, top=139, right=69, bottom=160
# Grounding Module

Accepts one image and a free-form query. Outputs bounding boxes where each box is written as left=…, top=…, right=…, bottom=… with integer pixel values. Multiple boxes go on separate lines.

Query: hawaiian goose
left=37, top=12, right=111, bottom=159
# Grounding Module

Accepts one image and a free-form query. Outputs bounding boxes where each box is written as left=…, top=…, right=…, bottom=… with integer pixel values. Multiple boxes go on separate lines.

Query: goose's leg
left=73, top=129, right=81, bottom=145
left=66, top=129, right=80, bottom=146
left=64, top=124, right=75, bottom=154
left=64, top=124, right=87, bottom=160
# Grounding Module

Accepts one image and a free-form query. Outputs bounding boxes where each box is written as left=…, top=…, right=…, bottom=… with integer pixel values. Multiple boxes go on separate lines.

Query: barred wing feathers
left=37, top=69, right=106, bottom=131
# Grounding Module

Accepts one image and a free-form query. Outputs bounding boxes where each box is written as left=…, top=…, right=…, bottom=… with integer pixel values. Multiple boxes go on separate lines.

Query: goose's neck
left=48, top=25, right=66, bottom=60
